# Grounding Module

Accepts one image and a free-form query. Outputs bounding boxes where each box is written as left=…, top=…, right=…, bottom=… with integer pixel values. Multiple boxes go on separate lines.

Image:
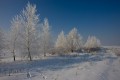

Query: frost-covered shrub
left=112, top=48, right=120, bottom=56
left=66, top=28, right=83, bottom=52
left=84, top=36, right=101, bottom=52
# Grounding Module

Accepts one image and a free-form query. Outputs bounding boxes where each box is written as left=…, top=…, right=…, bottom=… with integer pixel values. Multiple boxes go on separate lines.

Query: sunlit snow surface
left=0, top=47, right=120, bottom=80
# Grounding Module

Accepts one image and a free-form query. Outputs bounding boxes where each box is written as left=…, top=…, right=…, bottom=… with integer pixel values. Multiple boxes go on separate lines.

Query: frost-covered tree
left=19, top=3, right=39, bottom=61
left=84, top=36, right=101, bottom=49
left=41, top=18, right=52, bottom=57
left=0, top=28, right=4, bottom=53
left=10, top=15, right=21, bottom=61
left=67, top=28, right=83, bottom=52
left=55, top=31, right=67, bottom=50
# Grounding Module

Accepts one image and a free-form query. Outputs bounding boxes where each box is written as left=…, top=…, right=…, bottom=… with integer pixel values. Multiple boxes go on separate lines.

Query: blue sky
left=0, top=0, right=120, bottom=45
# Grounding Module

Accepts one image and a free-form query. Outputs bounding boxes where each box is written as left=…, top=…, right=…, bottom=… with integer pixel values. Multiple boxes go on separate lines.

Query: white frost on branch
left=41, top=18, right=52, bottom=56
left=84, top=36, right=101, bottom=49
left=18, top=2, right=40, bottom=60
left=66, top=28, right=83, bottom=52
left=10, top=15, right=21, bottom=61
left=0, top=28, right=4, bottom=52
left=55, top=31, right=67, bottom=49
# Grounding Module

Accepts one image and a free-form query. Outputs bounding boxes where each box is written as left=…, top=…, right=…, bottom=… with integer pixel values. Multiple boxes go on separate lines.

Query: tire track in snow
left=97, top=58, right=114, bottom=80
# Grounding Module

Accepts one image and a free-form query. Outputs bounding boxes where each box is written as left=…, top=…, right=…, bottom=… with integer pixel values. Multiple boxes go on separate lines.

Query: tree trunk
left=44, top=46, right=46, bottom=57
left=13, top=55, right=16, bottom=61
left=43, top=37, right=46, bottom=57
left=71, top=49, right=73, bottom=52
left=12, top=50, right=16, bottom=61
left=27, top=35, right=32, bottom=61
left=28, top=47, right=32, bottom=61
left=44, top=52, right=46, bottom=57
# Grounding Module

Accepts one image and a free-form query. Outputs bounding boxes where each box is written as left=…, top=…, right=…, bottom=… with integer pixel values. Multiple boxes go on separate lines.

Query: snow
left=0, top=51, right=120, bottom=80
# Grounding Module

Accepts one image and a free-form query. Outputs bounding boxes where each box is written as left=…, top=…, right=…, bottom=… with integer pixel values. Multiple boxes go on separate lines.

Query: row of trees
left=55, top=28, right=101, bottom=54
left=0, top=3, right=101, bottom=61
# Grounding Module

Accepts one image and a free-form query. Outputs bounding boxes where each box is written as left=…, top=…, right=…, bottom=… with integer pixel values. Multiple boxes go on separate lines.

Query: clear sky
left=0, top=0, right=120, bottom=46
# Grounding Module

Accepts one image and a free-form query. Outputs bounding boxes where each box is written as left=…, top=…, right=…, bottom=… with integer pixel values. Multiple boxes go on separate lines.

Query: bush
left=112, top=48, right=120, bottom=56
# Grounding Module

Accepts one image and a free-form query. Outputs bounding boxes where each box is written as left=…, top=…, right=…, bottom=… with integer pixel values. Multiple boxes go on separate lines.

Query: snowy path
left=98, top=59, right=114, bottom=80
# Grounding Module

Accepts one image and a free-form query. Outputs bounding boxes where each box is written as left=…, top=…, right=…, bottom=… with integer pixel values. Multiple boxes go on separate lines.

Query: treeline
left=0, top=3, right=101, bottom=61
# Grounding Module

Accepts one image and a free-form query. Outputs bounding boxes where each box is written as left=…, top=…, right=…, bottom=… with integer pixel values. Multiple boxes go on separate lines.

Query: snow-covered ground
left=0, top=52, right=120, bottom=80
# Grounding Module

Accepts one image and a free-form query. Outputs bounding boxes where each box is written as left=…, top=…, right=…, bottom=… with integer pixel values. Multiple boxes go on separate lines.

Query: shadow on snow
left=0, top=53, right=117, bottom=74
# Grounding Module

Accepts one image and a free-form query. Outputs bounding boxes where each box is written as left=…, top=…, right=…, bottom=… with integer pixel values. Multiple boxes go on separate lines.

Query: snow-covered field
left=0, top=51, right=120, bottom=80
